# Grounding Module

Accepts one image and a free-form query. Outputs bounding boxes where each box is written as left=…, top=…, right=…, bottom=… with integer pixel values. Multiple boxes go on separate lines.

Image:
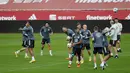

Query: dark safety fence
left=0, top=20, right=129, bottom=33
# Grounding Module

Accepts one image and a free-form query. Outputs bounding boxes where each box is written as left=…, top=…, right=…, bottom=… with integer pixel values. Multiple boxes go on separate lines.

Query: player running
left=40, top=23, right=53, bottom=56
left=19, top=22, right=36, bottom=63
left=92, top=26, right=104, bottom=69
left=62, top=27, right=74, bottom=60
left=114, top=18, right=123, bottom=52
left=100, top=27, right=111, bottom=69
left=68, top=29, right=83, bottom=68
left=109, top=20, right=119, bottom=58
left=15, top=23, right=29, bottom=58
left=102, top=27, right=110, bottom=57
left=80, top=24, right=92, bottom=63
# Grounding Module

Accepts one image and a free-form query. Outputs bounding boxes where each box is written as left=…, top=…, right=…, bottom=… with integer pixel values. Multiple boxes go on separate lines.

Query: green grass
left=0, top=33, right=130, bottom=73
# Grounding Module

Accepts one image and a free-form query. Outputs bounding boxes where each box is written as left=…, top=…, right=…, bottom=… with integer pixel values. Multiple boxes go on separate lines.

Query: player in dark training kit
left=81, top=24, right=92, bottom=63
left=68, top=29, right=82, bottom=68
left=102, top=28, right=110, bottom=56
left=100, top=27, right=112, bottom=69
left=40, top=23, right=53, bottom=56
left=19, top=22, right=36, bottom=63
left=92, top=26, right=104, bottom=70
left=15, top=23, right=29, bottom=58
left=62, top=27, right=74, bottom=59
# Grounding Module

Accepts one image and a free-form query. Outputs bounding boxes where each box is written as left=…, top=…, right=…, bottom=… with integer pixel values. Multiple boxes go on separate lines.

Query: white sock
left=49, top=50, right=52, bottom=53
left=69, top=61, right=72, bottom=65
left=49, top=50, right=53, bottom=56
left=100, top=61, right=104, bottom=67
left=41, top=50, right=43, bottom=54
left=80, top=56, right=83, bottom=60
left=118, top=48, right=121, bottom=50
left=16, top=50, right=20, bottom=54
left=77, top=61, right=80, bottom=64
left=110, top=53, right=113, bottom=56
left=94, top=63, right=97, bottom=67
left=76, top=56, right=78, bottom=61
left=25, top=53, right=28, bottom=57
left=69, top=54, right=71, bottom=58
left=32, top=56, right=35, bottom=60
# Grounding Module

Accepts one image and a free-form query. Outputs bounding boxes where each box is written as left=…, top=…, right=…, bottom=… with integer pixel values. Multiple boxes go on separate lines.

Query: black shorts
left=68, top=39, right=72, bottom=43
left=93, top=47, right=103, bottom=54
left=27, top=40, right=35, bottom=48
left=82, top=43, right=91, bottom=50
left=117, top=35, right=121, bottom=41
left=22, top=41, right=28, bottom=47
left=103, top=46, right=110, bottom=56
left=72, top=47, right=82, bottom=56
left=41, top=38, right=50, bottom=44
left=109, top=40, right=117, bottom=47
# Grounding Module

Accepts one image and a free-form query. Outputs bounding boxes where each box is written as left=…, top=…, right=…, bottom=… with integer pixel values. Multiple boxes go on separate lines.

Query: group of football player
left=14, top=18, right=122, bottom=70
left=62, top=18, right=122, bottom=70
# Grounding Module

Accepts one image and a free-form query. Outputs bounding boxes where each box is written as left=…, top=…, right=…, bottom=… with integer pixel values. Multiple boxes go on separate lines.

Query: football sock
left=32, top=56, right=35, bottom=60
left=77, top=61, right=80, bottom=64
left=16, top=50, right=20, bottom=54
left=101, top=61, right=105, bottom=67
left=69, top=54, right=71, bottom=58
left=69, top=61, right=72, bottom=65
left=80, top=56, right=83, bottom=60
left=25, top=53, right=28, bottom=57
left=118, top=48, right=121, bottom=50
left=94, top=63, right=97, bottom=67
left=49, top=50, right=52, bottom=55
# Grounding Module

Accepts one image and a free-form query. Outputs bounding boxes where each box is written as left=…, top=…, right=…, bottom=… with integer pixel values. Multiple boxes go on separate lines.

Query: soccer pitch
left=0, top=33, right=130, bottom=73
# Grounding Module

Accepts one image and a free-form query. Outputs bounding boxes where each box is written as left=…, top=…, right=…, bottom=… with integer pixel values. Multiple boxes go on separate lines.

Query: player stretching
left=109, top=20, right=119, bottom=58
left=15, top=25, right=29, bottom=58
left=40, top=23, right=53, bottom=56
left=114, top=18, right=123, bottom=52
left=92, top=26, right=104, bottom=69
left=81, top=24, right=92, bottom=63
left=19, top=22, right=36, bottom=63
left=68, top=29, right=82, bottom=68
left=62, top=27, right=74, bottom=60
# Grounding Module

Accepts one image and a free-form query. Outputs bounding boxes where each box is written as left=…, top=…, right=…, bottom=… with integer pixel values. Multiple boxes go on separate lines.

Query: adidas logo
left=125, top=14, right=130, bottom=20
left=28, top=14, right=37, bottom=20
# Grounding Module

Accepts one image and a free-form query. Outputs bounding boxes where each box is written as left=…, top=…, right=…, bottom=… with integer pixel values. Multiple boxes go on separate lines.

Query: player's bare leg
left=113, top=47, right=119, bottom=58
left=99, top=54, right=103, bottom=63
left=100, top=54, right=111, bottom=69
left=108, top=45, right=113, bottom=57
left=25, top=48, right=29, bottom=58
left=80, top=49, right=84, bottom=64
left=68, top=53, right=74, bottom=68
left=15, top=48, right=27, bottom=57
left=28, top=48, right=36, bottom=63
left=117, top=41, right=121, bottom=52
left=93, top=54, right=97, bottom=69
left=87, top=50, right=92, bottom=61
left=66, top=47, right=72, bottom=60
left=41, top=44, right=45, bottom=56
left=48, top=43, right=53, bottom=56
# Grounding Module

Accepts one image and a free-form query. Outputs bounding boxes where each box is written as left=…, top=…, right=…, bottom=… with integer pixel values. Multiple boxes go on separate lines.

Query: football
left=66, top=36, right=71, bottom=41
left=113, top=7, right=118, bottom=13
left=67, top=43, right=72, bottom=48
